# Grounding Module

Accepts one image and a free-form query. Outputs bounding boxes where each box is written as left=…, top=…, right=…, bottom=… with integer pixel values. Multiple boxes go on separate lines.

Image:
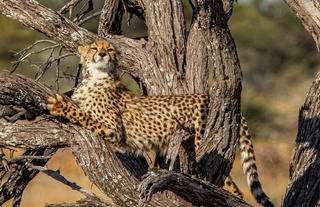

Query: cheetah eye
left=107, top=48, right=114, bottom=52
left=91, top=47, right=98, bottom=51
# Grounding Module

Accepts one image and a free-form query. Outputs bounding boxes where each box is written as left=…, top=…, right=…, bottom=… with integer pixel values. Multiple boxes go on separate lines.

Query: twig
left=74, top=64, right=82, bottom=88
left=0, top=148, right=57, bottom=206
left=10, top=39, right=56, bottom=57
left=10, top=155, right=53, bottom=163
left=35, top=45, right=56, bottom=81
left=35, top=53, right=75, bottom=81
left=59, top=0, right=83, bottom=18
left=55, top=46, right=64, bottom=90
left=73, top=0, right=94, bottom=23
left=10, top=40, right=58, bottom=73
left=77, top=11, right=101, bottom=26
left=29, top=164, right=118, bottom=206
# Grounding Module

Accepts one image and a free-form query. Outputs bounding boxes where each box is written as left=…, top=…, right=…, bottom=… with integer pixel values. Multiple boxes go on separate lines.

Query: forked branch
left=138, top=169, right=251, bottom=207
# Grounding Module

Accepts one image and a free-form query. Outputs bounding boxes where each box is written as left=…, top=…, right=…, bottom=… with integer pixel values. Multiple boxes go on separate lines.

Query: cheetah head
left=78, top=40, right=118, bottom=78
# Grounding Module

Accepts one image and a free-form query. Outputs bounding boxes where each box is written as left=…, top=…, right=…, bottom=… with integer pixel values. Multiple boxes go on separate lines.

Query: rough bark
left=283, top=73, right=320, bottom=206
left=281, top=1, right=320, bottom=206
left=0, top=72, right=183, bottom=206
left=0, top=0, right=244, bottom=206
left=98, top=0, right=124, bottom=36
left=0, top=120, right=70, bottom=149
left=195, top=0, right=242, bottom=186
left=0, top=71, right=249, bottom=207
left=138, top=169, right=251, bottom=207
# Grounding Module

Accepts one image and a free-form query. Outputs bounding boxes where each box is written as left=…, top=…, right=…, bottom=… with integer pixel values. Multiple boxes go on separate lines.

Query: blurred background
left=1, top=0, right=319, bottom=206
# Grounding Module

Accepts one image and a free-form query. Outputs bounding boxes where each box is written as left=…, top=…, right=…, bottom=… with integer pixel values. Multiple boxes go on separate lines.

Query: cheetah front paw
left=47, top=94, right=66, bottom=116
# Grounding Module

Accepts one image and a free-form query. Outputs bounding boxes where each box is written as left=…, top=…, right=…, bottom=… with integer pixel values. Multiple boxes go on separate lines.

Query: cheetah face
left=78, top=40, right=118, bottom=78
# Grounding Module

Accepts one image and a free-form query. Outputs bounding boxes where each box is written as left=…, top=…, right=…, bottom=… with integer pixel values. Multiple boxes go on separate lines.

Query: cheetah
left=47, top=40, right=273, bottom=207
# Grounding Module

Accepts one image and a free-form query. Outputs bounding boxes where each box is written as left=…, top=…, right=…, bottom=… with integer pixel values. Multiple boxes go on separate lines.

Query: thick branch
left=141, top=0, right=188, bottom=95
left=185, top=14, right=208, bottom=93
left=0, top=120, right=70, bottom=149
left=98, top=0, right=124, bottom=36
left=283, top=72, right=320, bottom=206
left=0, top=72, right=68, bottom=115
left=0, top=73, right=193, bottom=206
left=138, top=169, right=251, bottom=207
left=191, top=0, right=242, bottom=186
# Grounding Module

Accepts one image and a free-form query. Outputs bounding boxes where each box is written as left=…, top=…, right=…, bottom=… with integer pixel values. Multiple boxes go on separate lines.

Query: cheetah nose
left=99, top=52, right=106, bottom=57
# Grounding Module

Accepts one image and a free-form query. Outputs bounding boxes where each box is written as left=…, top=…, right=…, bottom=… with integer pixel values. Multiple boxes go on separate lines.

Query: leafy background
left=1, top=0, right=319, bottom=206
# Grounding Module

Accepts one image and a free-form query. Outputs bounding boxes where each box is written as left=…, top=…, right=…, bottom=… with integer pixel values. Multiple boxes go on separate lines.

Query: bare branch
left=10, top=40, right=59, bottom=73
left=29, top=164, right=119, bottom=207
left=0, top=72, right=66, bottom=115
left=0, top=148, right=57, bottom=206
left=188, top=0, right=242, bottom=187
left=59, top=0, right=83, bottom=18
left=46, top=198, right=114, bottom=207
left=185, top=17, right=208, bottom=93
left=0, top=120, right=70, bottom=149
left=35, top=52, right=75, bottom=81
left=138, top=169, right=251, bottom=207
left=72, top=0, right=94, bottom=23
left=145, top=0, right=187, bottom=79
left=77, top=11, right=101, bottom=26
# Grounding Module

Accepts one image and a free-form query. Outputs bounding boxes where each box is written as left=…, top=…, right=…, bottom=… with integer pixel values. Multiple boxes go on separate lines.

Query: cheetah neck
left=83, top=62, right=118, bottom=80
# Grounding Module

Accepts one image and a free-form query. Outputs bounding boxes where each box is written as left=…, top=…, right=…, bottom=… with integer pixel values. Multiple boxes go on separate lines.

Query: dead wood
left=138, top=169, right=251, bottom=207
left=283, top=73, right=320, bottom=206
left=0, top=0, right=248, bottom=206
left=0, top=148, right=57, bottom=206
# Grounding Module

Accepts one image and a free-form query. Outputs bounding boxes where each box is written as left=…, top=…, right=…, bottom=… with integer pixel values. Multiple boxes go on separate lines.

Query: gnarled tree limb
left=283, top=73, right=320, bottom=206
left=138, top=169, right=251, bottom=207
left=0, top=148, right=57, bottom=206
left=0, top=0, right=246, bottom=206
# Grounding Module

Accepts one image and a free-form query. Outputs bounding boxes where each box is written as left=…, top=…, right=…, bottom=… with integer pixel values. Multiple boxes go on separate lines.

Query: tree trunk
left=283, top=73, right=320, bottom=206
left=282, top=1, right=320, bottom=206
left=0, top=0, right=245, bottom=206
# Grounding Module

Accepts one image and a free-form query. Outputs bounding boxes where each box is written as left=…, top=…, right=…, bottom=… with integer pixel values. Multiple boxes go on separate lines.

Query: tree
left=0, top=0, right=319, bottom=206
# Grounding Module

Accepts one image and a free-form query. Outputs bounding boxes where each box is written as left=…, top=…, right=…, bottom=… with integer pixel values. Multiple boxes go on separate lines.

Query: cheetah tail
left=239, top=115, right=274, bottom=207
